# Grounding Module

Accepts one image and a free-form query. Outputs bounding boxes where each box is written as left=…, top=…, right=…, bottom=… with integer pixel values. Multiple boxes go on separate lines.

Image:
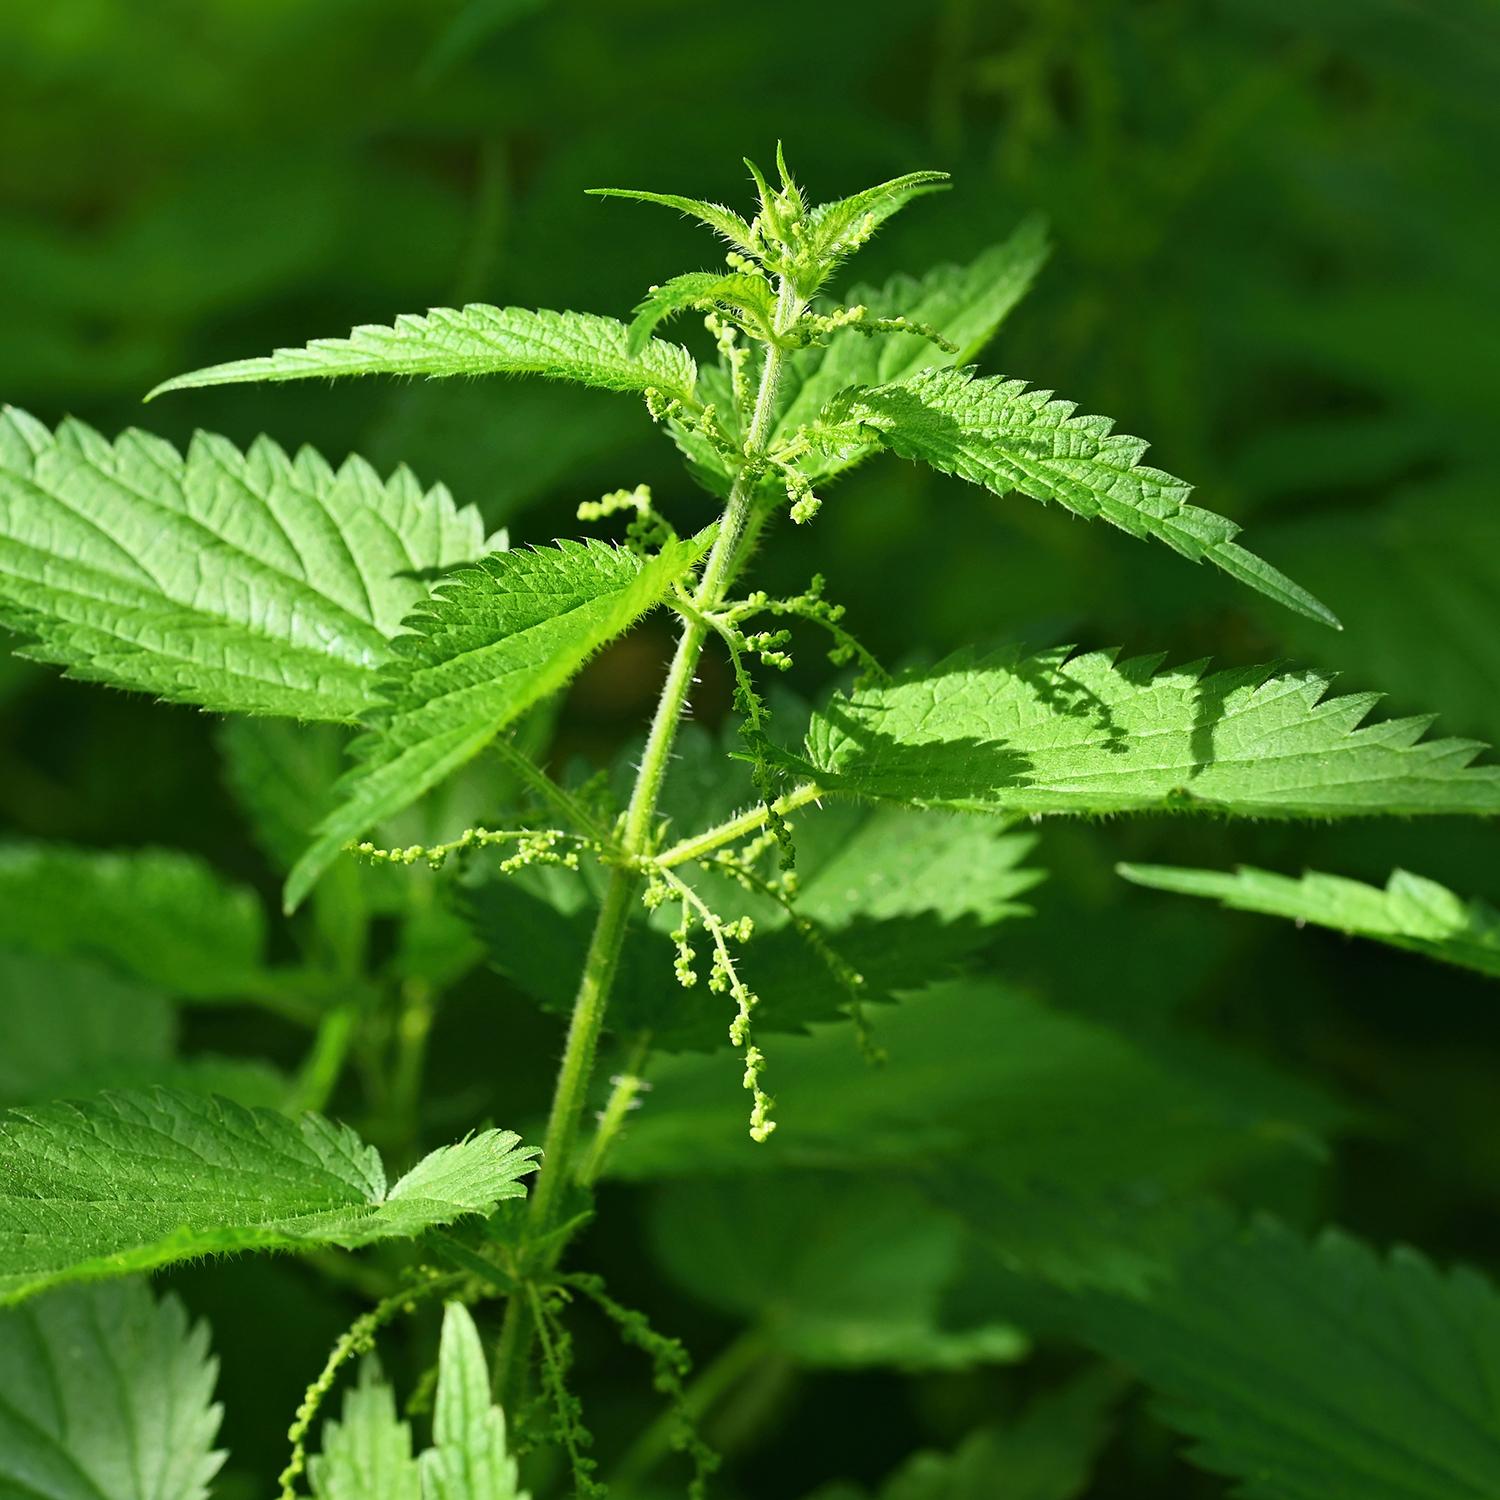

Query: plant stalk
left=576, top=1032, right=652, bottom=1188
left=655, top=781, right=825, bottom=868
left=493, top=283, right=800, bottom=1401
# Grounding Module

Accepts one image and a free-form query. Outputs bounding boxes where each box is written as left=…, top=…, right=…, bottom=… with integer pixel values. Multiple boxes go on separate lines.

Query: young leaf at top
left=672, top=219, right=1051, bottom=499
left=421, top=1302, right=530, bottom=1500
left=627, top=270, right=776, bottom=355
left=148, top=306, right=699, bottom=407
left=796, top=647, right=1500, bottom=820
left=1074, top=1217, right=1500, bottom=1500
left=0, top=1088, right=538, bottom=1305
left=774, top=218, right=1051, bottom=456
left=0, top=1279, right=224, bottom=1500
left=594, top=153, right=947, bottom=299
left=821, top=369, right=1338, bottom=626
left=586, top=187, right=758, bottom=255
left=1119, top=863, right=1500, bottom=979
left=309, top=1361, right=421, bottom=1500
left=286, top=531, right=709, bottom=910
left=0, top=408, right=494, bottom=722
left=743, top=150, right=947, bottom=296
left=799, top=169, right=951, bottom=287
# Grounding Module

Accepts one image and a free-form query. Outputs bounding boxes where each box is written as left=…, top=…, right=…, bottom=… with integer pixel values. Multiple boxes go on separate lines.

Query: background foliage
left=2, top=0, right=1498, bottom=1494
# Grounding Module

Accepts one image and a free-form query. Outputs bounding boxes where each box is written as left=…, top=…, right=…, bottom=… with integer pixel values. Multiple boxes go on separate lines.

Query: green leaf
left=816, top=1368, right=1121, bottom=1500
left=309, top=1361, right=421, bottom=1500
left=286, top=532, right=709, bottom=910
left=608, top=979, right=1337, bottom=1233
left=0, top=842, right=269, bottom=999
left=0, top=952, right=287, bottom=1110
left=799, top=646, right=1500, bottom=819
left=651, top=1175, right=1026, bottom=1370
left=1076, top=1218, right=1500, bottom=1500
left=585, top=187, right=757, bottom=254
left=1119, top=863, right=1500, bottom=980
left=775, top=218, right=1051, bottom=455
left=0, top=408, right=493, bottom=722
left=826, top=370, right=1338, bottom=626
left=0, top=955, right=173, bottom=1106
left=218, top=718, right=352, bottom=875
left=801, top=170, right=951, bottom=279
left=0, top=1279, right=224, bottom=1500
left=679, top=223, right=1052, bottom=498
left=148, top=306, right=698, bottom=406
left=309, top=1306, right=528, bottom=1500
left=216, top=716, right=395, bottom=978
left=627, top=270, right=775, bottom=354
left=420, top=1302, right=529, bottom=1500
left=0, top=1088, right=538, bottom=1305
left=934, top=1172, right=1220, bottom=1299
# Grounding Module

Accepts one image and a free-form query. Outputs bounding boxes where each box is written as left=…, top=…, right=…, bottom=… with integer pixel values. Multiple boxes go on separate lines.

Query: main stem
left=493, top=287, right=798, bottom=1399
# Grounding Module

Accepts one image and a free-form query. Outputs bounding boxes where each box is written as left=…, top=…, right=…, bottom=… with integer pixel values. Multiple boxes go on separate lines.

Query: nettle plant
left=3, top=151, right=1500, bottom=1499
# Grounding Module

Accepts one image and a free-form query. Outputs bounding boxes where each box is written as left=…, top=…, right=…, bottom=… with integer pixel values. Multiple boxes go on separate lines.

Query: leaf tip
left=282, top=864, right=314, bottom=916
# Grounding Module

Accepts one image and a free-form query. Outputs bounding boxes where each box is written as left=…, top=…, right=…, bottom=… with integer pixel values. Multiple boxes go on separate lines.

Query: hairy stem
left=655, top=781, right=826, bottom=868
left=493, top=281, right=800, bottom=1401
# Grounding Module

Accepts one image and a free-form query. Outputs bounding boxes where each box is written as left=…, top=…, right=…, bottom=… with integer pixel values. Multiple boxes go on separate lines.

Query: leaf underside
left=0, top=1279, right=224, bottom=1500
left=310, top=1304, right=528, bottom=1500
left=0, top=407, right=492, bottom=722
left=421, top=1302, right=529, bottom=1500
left=627, top=270, right=773, bottom=355
left=309, top=1362, right=421, bottom=1500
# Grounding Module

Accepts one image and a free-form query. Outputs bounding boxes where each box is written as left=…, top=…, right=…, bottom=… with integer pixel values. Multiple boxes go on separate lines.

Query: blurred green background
left=2, top=0, right=1498, bottom=1493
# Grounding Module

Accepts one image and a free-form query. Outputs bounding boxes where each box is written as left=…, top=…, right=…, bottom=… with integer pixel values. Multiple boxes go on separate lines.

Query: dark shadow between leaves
left=461, top=872, right=1003, bottom=1054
